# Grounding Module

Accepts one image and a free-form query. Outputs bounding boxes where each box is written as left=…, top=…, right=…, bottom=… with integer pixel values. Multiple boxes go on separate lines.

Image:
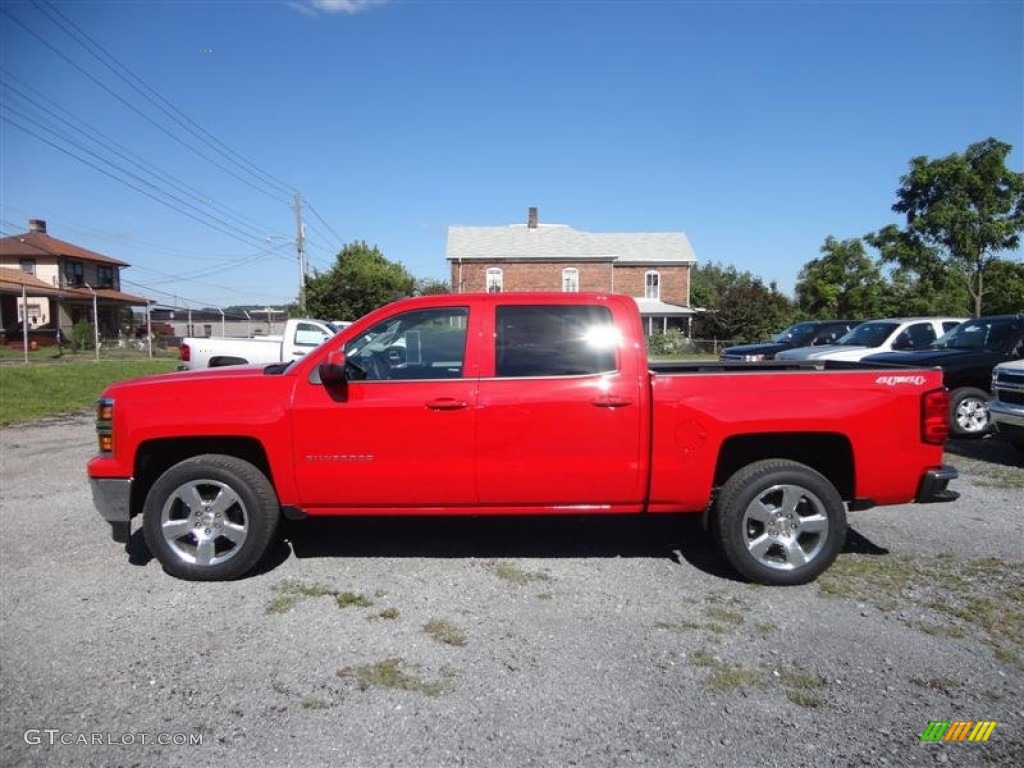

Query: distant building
left=0, top=219, right=149, bottom=340
left=446, top=207, right=696, bottom=334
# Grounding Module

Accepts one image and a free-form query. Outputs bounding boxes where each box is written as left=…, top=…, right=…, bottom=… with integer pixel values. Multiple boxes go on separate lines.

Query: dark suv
left=719, top=320, right=863, bottom=362
left=863, top=314, right=1024, bottom=437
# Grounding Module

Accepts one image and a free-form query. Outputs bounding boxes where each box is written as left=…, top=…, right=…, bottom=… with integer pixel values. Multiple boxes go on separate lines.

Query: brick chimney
left=527, top=207, right=538, bottom=229
left=28, top=219, right=47, bottom=234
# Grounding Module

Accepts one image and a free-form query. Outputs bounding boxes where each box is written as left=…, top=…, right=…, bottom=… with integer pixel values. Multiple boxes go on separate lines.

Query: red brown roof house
left=0, top=219, right=150, bottom=344
left=446, top=207, right=696, bottom=335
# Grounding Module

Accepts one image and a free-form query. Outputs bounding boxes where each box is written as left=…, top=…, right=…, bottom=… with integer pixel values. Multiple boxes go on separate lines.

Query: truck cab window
left=344, top=308, right=469, bottom=381
left=495, top=305, right=618, bottom=377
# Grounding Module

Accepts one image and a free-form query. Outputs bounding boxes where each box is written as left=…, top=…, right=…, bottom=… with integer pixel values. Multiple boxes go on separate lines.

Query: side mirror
left=319, top=350, right=349, bottom=389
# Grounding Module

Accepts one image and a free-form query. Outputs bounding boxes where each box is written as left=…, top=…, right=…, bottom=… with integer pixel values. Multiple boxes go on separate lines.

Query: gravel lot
left=1, top=414, right=1021, bottom=768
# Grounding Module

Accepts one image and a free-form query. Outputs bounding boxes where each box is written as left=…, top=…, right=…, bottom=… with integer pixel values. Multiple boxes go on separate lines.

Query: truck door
left=475, top=302, right=645, bottom=509
left=291, top=306, right=478, bottom=508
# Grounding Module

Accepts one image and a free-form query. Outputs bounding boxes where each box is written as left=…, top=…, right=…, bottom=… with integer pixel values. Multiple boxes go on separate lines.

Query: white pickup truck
left=178, top=319, right=339, bottom=370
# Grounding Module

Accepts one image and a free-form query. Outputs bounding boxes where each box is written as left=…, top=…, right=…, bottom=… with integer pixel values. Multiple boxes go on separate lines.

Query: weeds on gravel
left=266, top=580, right=374, bottom=614
left=423, top=618, right=467, bottom=647
left=819, top=554, right=1023, bottom=666
left=301, top=696, right=330, bottom=710
left=654, top=620, right=702, bottom=632
left=369, top=608, right=400, bottom=621
left=689, top=649, right=762, bottom=691
left=487, top=561, right=550, bottom=586
left=910, top=677, right=961, bottom=695
left=947, top=454, right=1024, bottom=489
left=338, top=658, right=455, bottom=697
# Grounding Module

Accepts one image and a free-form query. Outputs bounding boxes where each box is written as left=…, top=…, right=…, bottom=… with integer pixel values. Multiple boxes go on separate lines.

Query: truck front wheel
left=142, top=454, right=279, bottom=581
left=714, top=459, right=846, bottom=586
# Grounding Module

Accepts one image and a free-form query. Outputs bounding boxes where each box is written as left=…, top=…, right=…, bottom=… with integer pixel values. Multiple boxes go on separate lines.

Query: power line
left=1, top=111, right=273, bottom=250
left=34, top=0, right=297, bottom=200
left=1, top=73, right=289, bottom=242
left=1, top=4, right=293, bottom=204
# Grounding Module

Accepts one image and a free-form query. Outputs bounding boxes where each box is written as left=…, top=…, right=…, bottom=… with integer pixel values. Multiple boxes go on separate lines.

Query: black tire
left=949, top=387, right=991, bottom=437
left=714, top=459, right=847, bottom=586
left=142, top=454, right=279, bottom=580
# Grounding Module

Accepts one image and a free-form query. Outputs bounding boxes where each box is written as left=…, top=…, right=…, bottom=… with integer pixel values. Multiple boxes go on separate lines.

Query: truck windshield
left=932, top=317, right=1022, bottom=352
left=836, top=321, right=898, bottom=347
left=771, top=322, right=817, bottom=345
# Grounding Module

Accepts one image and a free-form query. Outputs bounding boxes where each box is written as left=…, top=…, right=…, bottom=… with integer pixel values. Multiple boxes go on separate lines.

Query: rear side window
left=495, top=305, right=618, bottom=377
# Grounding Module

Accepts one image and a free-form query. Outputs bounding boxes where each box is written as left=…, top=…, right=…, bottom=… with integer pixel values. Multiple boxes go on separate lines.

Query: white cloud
left=289, top=0, right=388, bottom=16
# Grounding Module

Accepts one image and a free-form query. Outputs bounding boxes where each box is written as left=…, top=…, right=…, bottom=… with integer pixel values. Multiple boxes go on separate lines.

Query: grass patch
left=266, top=580, right=374, bottom=614
left=786, top=690, right=823, bottom=708
left=369, top=607, right=400, bottom=621
left=818, top=553, right=1023, bottom=664
left=423, top=618, right=467, bottom=647
left=689, top=649, right=761, bottom=691
left=947, top=454, right=1024, bottom=489
left=487, top=560, right=549, bottom=586
left=755, top=621, right=778, bottom=637
left=300, top=696, right=330, bottom=710
left=339, top=658, right=455, bottom=697
left=777, top=669, right=826, bottom=690
left=654, top=620, right=702, bottom=633
left=911, top=677, right=961, bottom=694
left=0, top=359, right=178, bottom=425
left=704, top=606, right=745, bottom=627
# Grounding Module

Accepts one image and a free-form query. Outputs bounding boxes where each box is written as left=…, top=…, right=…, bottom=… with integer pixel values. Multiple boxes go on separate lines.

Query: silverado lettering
left=87, top=293, right=958, bottom=586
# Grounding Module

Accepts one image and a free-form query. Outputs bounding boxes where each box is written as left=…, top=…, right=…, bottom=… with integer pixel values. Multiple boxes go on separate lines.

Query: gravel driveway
left=1, top=415, right=1021, bottom=768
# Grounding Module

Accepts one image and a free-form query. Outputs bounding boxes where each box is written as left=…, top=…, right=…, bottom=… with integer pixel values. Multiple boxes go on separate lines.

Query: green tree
left=982, top=259, right=1024, bottom=315
left=865, top=225, right=970, bottom=316
left=889, top=137, right=1024, bottom=317
left=415, top=277, right=451, bottom=295
left=795, top=236, right=884, bottom=318
left=304, top=241, right=416, bottom=321
left=695, top=278, right=793, bottom=343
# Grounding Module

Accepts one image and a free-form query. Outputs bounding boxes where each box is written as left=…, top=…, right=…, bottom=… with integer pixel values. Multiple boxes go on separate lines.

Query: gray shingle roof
left=446, top=223, right=695, bottom=265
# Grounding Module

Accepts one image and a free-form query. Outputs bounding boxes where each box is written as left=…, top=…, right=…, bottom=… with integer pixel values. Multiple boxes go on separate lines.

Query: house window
left=485, top=268, right=503, bottom=293
left=96, top=265, right=115, bottom=289
left=562, top=267, right=579, bottom=293
left=64, top=261, right=84, bottom=287
left=645, top=271, right=660, bottom=300
left=19, top=259, right=36, bottom=275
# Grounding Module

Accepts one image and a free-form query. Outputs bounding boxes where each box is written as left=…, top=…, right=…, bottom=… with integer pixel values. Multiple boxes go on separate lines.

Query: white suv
left=776, top=317, right=965, bottom=362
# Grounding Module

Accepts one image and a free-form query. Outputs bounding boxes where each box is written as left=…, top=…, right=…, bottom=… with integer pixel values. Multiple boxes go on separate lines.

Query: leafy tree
left=304, top=241, right=416, bottom=321
left=795, top=236, right=884, bottom=318
left=865, top=225, right=970, bottom=316
left=982, top=259, right=1024, bottom=315
left=889, top=137, right=1024, bottom=317
left=415, top=278, right=451, bottom=295
left=690, top=262, right=794, bottom=342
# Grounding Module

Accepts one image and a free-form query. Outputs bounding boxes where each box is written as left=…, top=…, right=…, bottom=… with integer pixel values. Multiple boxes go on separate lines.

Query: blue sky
left=1, top=0, right=1021, bottom=310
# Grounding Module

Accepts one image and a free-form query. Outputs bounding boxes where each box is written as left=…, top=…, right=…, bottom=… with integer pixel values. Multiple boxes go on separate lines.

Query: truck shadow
left=946, top=435, right=1023, bottom=468
left=127, top=516, right=891, bottom=581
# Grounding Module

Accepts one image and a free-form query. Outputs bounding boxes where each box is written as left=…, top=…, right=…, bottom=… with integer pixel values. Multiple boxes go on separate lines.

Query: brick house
left=0, top=219, right=150, bottom=343
left=446, top=208, right=696, bottom=334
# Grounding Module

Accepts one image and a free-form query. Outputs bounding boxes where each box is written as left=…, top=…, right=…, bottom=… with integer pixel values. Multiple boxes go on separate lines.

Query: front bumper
left=89, top=477, right=133, bottom=542
left=915, top=465, right=959, bottom=504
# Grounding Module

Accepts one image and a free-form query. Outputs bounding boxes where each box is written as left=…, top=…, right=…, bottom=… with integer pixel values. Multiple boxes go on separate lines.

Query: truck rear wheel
left=714, top=459, right=846, bottom=586
left=949, top=387, right=990, bottom=437
left=142, top=454, right=279, bottom=581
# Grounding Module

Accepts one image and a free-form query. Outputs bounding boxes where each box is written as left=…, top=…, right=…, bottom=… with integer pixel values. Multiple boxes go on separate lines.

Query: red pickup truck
left=88, top=293, right=957, bottom=586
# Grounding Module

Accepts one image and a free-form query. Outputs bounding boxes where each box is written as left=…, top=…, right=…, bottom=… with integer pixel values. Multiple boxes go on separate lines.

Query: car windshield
left=771, top=322, right=818, bottom=345
left=836, top=321, right=899, bottom=347
left=932, top=317, right=1021, bottom=351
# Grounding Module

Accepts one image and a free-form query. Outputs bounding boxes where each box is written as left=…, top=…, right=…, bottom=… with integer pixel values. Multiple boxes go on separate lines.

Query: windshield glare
left=837, top=321, right=898, bottom=347
left=772, top=322, right=816, bottom=344
left=934, top=318, right=1020, bottom=351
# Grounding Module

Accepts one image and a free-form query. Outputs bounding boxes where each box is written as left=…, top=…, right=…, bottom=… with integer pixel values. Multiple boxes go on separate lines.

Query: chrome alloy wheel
left=159, top=479, right=249, bottom=566
left=954, top=396, right=989, bottom=434
left=741, top=484, right=829, bottom=571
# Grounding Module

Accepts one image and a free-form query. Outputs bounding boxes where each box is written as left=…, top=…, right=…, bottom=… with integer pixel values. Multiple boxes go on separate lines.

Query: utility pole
left=293, top=193, right=307, bottom=313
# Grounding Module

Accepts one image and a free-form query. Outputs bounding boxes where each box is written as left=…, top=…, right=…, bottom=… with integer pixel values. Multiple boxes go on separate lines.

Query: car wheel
left=142, top=454, right=279, bottom=580
left=949, top=387, right=991, bottom=437
left=714, top=459, right=847, bottom=586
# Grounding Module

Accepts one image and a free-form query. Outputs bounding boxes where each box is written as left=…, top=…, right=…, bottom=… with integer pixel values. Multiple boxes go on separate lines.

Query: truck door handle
left=426, top=398, right=468, bottom=411
left=591, top=395, right=632, bottom=408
